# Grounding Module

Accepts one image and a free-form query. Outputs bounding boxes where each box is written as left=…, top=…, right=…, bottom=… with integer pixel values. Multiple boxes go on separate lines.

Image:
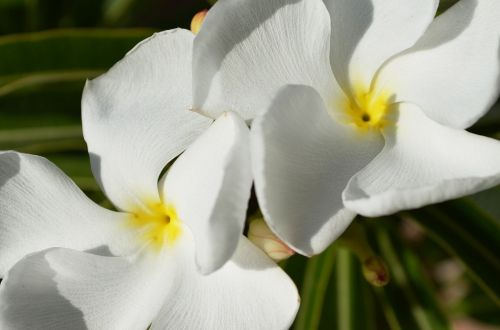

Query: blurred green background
left=0, top=0, right=499, bottom=329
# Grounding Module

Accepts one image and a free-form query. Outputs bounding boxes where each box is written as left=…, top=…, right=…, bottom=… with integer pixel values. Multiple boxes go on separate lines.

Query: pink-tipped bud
left=190, top=9, right=208, bottom=34
left=362, top=256, right=390, bottom=287
left=248, top=218, right=295, bottom=262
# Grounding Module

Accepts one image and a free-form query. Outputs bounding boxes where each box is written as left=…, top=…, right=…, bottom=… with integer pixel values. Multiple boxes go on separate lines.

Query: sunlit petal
left=344, top=103, right=500, bottom=216
left=83, top=29, right=211, bottom=212
left=193, top=0, right=342, bottom=120
left=0, top=152, right=134, bottom=276
left=161, top=112, right=252, bottom=274
left=375, top=0, right=500, bottom=128
left=252, top=85, right=383, bottom=255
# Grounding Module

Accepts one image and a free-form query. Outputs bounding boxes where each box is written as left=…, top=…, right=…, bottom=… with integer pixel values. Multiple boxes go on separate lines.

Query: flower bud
left=339, top=221, right=390, bottom=287
left=362, top=255, right=390, bottom=287
left=190, top=9, right=208, bottom=35
left=248, top=218, right=294, bottom=262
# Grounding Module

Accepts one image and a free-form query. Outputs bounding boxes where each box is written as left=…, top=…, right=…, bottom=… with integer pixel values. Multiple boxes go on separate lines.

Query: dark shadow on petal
left=85, top=245, right=113, bottom=257
left=88, top=151, right=105, bottom=194
left=406, top=0, right=477, bottom=52
left=0, top=152, right=20, bottom=189
left=326, top=0, right=374, bottom=89
left=193, top=0, right=302, bottom=110
left=0, top=250, right=87, bottom=330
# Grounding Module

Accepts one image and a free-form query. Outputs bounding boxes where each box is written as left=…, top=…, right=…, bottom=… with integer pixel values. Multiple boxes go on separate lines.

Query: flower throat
left=129, top=201, right=182, bottom=250
left=343, top=83, right=393, bottom=131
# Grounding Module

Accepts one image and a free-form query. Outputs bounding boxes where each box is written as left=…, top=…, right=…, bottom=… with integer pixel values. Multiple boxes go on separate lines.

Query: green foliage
left=294, top=244, right=336, bottom=330
left=371, top=223, right=450, bottom=330
left=409, top=200, right=500, bottom=306
left=0, top=29, right=153, bottom=97
left=0, top=29, right=152, bottom=197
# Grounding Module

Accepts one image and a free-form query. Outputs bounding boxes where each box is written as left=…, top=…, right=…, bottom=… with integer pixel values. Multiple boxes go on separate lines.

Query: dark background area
left=0, top=0, right=210, bottom=34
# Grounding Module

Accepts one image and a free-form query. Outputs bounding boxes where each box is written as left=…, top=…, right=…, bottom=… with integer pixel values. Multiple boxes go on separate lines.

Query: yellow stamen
left=342, top=83, right=393, bottom=131
left=128, top=200, right=182, bottom=251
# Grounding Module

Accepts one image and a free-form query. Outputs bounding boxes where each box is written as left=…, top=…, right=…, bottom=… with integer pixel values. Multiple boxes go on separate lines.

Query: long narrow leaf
left=372, top=225, right=450, bottom=330
left=409, top=201, right=500, bottom=306
left=0, top=29, right=153, bottom=94
left=333, top=247, right=376, bottom=330
left=294, top=244, right=336, bottom=330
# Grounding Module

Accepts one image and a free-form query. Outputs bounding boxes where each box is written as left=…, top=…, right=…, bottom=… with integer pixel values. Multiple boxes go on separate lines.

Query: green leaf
left=0, top=125, right=83, bottom=148
left=409, top=200, right=500, bottom=306
left=0, top=28, right=154, bottom=95
left=0, top=81, right=86, bottom=132
left=0, top=29, right=154, bottom=150
left=0, top=70, right=99, bottom=97
left=371, top=224, right=451, bottom=330
left=328, top=247, right=377, bottom=330
left=294, top=244, right=336, bottom=330
left=0, top=30, right=156, bottom=202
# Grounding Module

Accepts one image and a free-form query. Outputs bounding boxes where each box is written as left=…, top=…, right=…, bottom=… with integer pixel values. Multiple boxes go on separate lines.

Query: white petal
left=0, top=152, right=134, bottom=276
left=0, top=232, right=299, bottom=330
left=161, top=112, right=252, bottom=274
left=251, top=85, right=383, bottom=255
left=82, top=29, right=212, bottom=211
left=325, top=0, right=438, bottom=90
left=193, top=0, right=342, bottom=120
left=343, top=103, right=500, bottom=217
left=151, top=236, right=299, bottom=330
left=375, top=0, right=500, bottom=129
left=0, top=248, right=174, bottom=330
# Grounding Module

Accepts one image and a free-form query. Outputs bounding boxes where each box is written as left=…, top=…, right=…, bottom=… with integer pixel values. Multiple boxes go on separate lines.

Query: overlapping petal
left=343, top=103, right=500, bottom=216
left=251, top=85, right=383, bottom=255
left=0, top=231, right=299, bottom=330
left=0, top=248, right=175, bottom=330
left=325, top=0, right=438, bottom=91
left=151, top=236, right=299, bottom=330
left=375, top=0, right=500, bottom=129
left=82, top=29, right=212, bottom=212
left=161, top=112, right=252, bottom=274
left=193, top=0, right=342, bottom=120
left=0, top=152, right=134, bottom=276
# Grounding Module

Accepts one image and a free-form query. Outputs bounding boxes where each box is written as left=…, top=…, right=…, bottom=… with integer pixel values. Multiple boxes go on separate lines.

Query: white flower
left=0, top=30, right=299, bottom=329
left=193, top=0, right=500, bottom=255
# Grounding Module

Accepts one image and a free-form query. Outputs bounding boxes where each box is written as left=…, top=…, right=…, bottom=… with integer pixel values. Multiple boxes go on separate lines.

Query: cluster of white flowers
left=0, top=0, right=499, bottom=329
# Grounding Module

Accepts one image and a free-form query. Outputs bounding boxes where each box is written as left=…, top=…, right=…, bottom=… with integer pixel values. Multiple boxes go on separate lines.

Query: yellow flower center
left=342, top=83, right=393, bottom=131
left=128, top=201, right=182, bottom=250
